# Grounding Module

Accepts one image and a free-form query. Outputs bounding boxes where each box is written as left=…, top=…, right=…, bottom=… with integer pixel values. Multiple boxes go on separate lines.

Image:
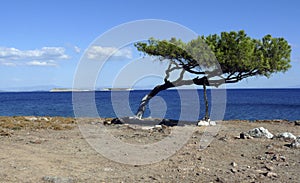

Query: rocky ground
left=0, top=116, right=299, bottom=182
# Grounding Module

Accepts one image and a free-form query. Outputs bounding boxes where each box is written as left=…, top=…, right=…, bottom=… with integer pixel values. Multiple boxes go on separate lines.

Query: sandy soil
left=0, top=117, right=299, bottom=182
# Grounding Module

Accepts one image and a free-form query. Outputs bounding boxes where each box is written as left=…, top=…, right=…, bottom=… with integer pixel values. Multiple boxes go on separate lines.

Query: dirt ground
left=0, top=116, right=299, bottom=182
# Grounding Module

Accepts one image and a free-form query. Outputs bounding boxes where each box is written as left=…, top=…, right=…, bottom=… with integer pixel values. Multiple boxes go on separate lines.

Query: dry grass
left=0, top=116, right=76, bottom=131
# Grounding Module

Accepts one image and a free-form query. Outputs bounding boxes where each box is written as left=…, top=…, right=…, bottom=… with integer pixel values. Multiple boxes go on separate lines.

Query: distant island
left=50, top=88, right=92, bottom=92
left=50, top=88, right=133, bottom=92
left=101, top=88, right=133, bottom=91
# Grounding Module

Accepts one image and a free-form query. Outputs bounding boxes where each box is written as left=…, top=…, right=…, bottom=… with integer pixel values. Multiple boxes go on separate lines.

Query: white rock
left=197, top=120, right=210, bottom=126
left=290, top=136, right=300, bottom=148
left=103, top=167, right=114, bottom=172
left=41, top=117, right=49, bottom=121
left=209, top=121, right=217, bottom=126
left=275, top=132, right=296, bottom=140
left=24, top=116, right=38, bottom=121
left=141, top=126, right=154, bottom=130
left=154, top=125, right=162, bottom=128
left=247, top=127, right=274, bottom=139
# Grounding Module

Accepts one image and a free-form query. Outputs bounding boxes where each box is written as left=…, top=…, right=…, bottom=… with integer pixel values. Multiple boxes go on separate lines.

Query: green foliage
left=134, top=30, right=291, bottom=83
left=205, top=30, right=291, bottom=77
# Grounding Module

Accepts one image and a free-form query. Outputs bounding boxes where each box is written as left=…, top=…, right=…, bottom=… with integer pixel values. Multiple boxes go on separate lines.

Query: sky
left=0, top=0, right=299, bottom=90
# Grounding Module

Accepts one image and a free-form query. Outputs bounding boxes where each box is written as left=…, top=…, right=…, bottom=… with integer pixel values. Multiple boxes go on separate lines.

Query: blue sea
left=0, top=89, right=299, bottom=121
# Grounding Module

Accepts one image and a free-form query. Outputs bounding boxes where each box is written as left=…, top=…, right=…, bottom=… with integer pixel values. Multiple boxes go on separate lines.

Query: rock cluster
left=240, top=127, right=274, bottom=139
left=240, top=127, right=299, bottom=149
left=197, top=119, right=216, bottom=126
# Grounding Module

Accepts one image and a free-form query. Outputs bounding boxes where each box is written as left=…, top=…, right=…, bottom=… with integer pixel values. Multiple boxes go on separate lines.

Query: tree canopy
left=134, top=30, right=291, bottom=119
left=135, top=30, right=291, bottom=85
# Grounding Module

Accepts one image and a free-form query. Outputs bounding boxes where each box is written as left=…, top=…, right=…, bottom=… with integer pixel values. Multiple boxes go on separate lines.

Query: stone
left=24, top=116, right=38, bottom=121
left=110, top=118, right=124, bottom=124
left=230, top=162, right=237, bottom=167
left=239, top=132, right=253, bottom=139
left=209, top=121, right=217, bottom=126
left=264, top=164, right=274, bottom=171
left=154, top=125, right=162, bottom=128
left=216, top=177, right=226, bottom=182
left=197, top=120, right=217, bottom=126
left=230, top=168, right=237, bottom=173
left=265, top=172, right=278, bottom=177
left=141, top=126, right=154, bottom=130
left=256, top=169, right=267, bottom=174
left=275, top=132, right=296, bottom=140
left=290, top=136, right=300, bottom=148
left=294, top=120, right=300, bottom=126
left=103, top=120, right=111, bottom=125
left=103, top=167, right=113, bottom=172
left=42, top=176, right=74, bottom=183
left=40, top=117, right=50, bottom=121
left=29, top=139, right=42, bottom=144
left=197, top=120, right=210, bottom=126
left=244, top=127, right=274, bottom=139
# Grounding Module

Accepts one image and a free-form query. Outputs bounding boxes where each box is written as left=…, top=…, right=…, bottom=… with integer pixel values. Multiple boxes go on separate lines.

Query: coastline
left=0, top=116, right=299, bottom=182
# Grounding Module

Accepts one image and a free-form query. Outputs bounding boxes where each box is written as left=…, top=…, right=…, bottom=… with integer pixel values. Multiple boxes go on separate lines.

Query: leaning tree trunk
left=203, top=83, right=209, bottom=121
left=136, top=80, right=174, bottom=119
left=136, top=76, right=211, bottom=120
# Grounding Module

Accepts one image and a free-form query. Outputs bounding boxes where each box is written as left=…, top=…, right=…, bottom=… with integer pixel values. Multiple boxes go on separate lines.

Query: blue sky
left=0, top=0, right=299, bottom=90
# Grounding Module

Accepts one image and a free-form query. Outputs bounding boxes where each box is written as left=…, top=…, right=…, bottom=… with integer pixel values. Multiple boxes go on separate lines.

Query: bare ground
left=0, top=116, right=299, bottom=182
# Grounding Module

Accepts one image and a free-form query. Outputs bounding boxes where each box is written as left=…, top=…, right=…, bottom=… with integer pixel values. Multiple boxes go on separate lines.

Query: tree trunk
left=203, top=83, right=209, bottom=121
left=135, top=76, right=211, bottom=120
left=136, top=80, right=174, bottom=119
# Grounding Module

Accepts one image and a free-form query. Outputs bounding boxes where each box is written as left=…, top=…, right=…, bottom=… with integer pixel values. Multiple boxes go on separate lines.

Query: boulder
left=242, top=127, right=274, bottom=139
left=274, top=132, right=296, bottom=140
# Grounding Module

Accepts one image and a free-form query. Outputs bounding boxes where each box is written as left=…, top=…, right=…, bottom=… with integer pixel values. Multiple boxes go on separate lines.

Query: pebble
left=230, top=162, right=237, bottom=167
left=255, top=169, right=267, bottom=174
left=103, top=167, right=113, bottom=172
left=230, top=168, right=237, bottom=173
left=266, top=172, right=278, bottom=177
left=216, top=177, right=226, bottom=182
left=29, top=139, right=42, bottom=144
left=264, top=164, right=274, bottom=171
left=154, top=125, right=162, bottom=128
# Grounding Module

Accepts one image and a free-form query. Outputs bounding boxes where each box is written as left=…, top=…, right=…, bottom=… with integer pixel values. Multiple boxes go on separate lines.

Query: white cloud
left=1, top=62, right=17, bottom=66
left=0, top=46, right=70, bottom=66
left=86, top=46, right=132, bottom=60
left=74, top=46, right=81, bottom=53
left=26, top=61, right=57, bottom=67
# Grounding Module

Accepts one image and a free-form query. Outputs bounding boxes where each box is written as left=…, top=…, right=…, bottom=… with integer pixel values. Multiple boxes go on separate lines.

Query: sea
left=0, top=89, right=299, bottom=121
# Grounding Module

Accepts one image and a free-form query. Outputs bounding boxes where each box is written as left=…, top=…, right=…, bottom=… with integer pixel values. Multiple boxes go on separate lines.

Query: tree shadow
left=109, top=117, right=196, bottom=127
